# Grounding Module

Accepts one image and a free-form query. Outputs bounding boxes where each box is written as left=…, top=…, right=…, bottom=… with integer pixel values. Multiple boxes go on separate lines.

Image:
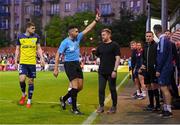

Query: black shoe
left=131, top=92, right=137, bottom=98
left=162, top=111, right=173, bottom=118
left=136, top=95, right=145, bottom=100
left=160, top=98, right=164, bottom=103
left=59, top=96, right=66, bottom=110
left=96, top=106, right=104, bottom=113
left=107, top=106, right=117, bottom=114
left=158, top=110, right=165, bottom=116
left=153, top=106, right=161, bottom=112
left=143, top=105, right=154, bottom=112
left=71, top=109, right=84, bottom=115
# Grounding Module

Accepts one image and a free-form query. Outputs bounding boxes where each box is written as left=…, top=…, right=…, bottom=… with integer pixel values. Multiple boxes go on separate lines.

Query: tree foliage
left=45, top=12, right=105, bottom=47
left=110, top=9, right=146, bottom=47
left=0, top=30, right=10, bottom=47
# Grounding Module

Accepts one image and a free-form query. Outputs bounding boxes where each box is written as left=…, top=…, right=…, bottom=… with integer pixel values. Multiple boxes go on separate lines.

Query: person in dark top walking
left=96, top=28, right=120, bottom=114
left=141, top=31, right=160, bottom=111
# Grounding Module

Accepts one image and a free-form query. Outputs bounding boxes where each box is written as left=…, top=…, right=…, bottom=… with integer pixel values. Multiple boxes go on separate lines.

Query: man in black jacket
left=141, top=31, right=160, bottom=111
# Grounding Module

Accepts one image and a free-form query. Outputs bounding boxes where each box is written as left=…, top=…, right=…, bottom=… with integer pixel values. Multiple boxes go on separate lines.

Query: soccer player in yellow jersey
left=15, top=22, right=45, bottom=108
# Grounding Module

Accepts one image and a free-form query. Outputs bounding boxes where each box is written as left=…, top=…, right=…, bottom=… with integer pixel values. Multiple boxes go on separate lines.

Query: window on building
left=0, top=6, right=9, bottom=12
left=121, top=1, right=126, bottom=9
left=4, top=0, right=10, bottom=4
left=34, top=5, right=42, bottom=16
left=34, top=5, right=41, bottom=12
left=0, top=6, right=4, bottom=12
left=136, top=0, right=141, bottom=12
left=50, top=4, right=59, bottom=15
left=32, top=0, right=42, bottom=3
left=100, top=3, right=111, bottom=15
left=25, top=6, right=31, bottom=15
left=0, top=19, right=8, bottom=29
left=137, top=0, right=141, bottom=7
left=80, top=2, right=91, bottom=11
left=130, top=1, right=133, bottom=8
left=65, top=2, right=71, bottom=12
left=15, top=0, right=20, bottom=4
left=15, top=6, right=19, bottom=15
left=15, top=18, right=19, bottom=29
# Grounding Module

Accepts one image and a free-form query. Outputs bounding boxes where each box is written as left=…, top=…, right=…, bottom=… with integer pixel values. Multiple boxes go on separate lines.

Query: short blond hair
left=101, top=28, right=112, bottom=34
left=130, top=40, right=136, bottom=45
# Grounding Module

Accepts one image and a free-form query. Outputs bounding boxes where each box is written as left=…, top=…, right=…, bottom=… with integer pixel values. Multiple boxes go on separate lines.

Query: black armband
left=95, top=19, right=98, bottom=23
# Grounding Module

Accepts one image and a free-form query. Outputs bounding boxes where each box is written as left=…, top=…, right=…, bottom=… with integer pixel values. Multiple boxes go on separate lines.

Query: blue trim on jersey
left=16, top=33, right=40, bottom=45
left=160, top=37, right=164, bottom=53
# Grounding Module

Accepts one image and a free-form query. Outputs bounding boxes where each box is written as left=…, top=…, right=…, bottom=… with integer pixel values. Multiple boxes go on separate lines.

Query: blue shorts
left=134, top=69, right=139, bottom=78
left=19, top=64, right=36, bottom=78
left=158, top=70, right=172, bottom=86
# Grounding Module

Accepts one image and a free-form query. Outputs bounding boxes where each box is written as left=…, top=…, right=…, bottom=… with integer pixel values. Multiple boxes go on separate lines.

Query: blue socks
left=20, top=81, right=26, bottom=96
left=28, top=84, right=34, bottom=99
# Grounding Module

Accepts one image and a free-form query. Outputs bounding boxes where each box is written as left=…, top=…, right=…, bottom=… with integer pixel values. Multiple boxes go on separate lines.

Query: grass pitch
left=0, top=66, right=129, bottom=124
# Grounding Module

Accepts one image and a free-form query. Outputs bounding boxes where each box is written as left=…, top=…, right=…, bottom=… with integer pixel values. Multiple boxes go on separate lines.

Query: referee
left=53, top=13, right=100, bottom=115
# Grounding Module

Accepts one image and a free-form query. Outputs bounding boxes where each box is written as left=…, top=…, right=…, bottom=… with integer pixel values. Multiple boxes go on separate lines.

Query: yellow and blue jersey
left=16, top=33, right=40, bottom=65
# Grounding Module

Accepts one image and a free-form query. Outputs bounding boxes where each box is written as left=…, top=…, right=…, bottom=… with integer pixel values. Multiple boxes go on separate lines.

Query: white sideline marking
left=82, top=73, right=129, bottom=125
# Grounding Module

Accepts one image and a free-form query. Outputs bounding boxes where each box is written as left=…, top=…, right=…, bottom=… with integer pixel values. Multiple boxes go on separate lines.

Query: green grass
left=0, top=67, right=129, bottom=124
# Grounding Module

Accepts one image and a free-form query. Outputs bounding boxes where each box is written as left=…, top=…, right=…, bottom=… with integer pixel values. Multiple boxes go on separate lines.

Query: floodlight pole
left=146, top=2, right=151, bottom=32
left=161, top=0, right=168, bottom=32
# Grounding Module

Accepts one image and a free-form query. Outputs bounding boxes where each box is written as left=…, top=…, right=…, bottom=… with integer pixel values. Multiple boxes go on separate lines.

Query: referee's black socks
left=71, top=88, right=78, bottom=110
left=63, top=90, right=71, bottom=102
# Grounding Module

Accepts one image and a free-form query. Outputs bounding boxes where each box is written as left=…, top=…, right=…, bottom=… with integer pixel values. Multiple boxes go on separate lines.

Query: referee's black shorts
left=64, top=61, right=83, bottom=81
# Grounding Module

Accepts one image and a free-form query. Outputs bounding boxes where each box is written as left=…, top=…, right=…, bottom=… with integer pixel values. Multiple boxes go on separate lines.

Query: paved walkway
left=97, top=79, right=180, bottom=124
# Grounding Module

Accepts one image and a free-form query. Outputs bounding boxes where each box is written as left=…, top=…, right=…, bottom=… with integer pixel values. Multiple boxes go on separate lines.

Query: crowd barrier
left=0, top=64, right=16, bottom=71
left=0, top=64, right=99, bottom=72
left=36, top=64, right=99, bottom=72
left=0, top=64, right=125, bottom=74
